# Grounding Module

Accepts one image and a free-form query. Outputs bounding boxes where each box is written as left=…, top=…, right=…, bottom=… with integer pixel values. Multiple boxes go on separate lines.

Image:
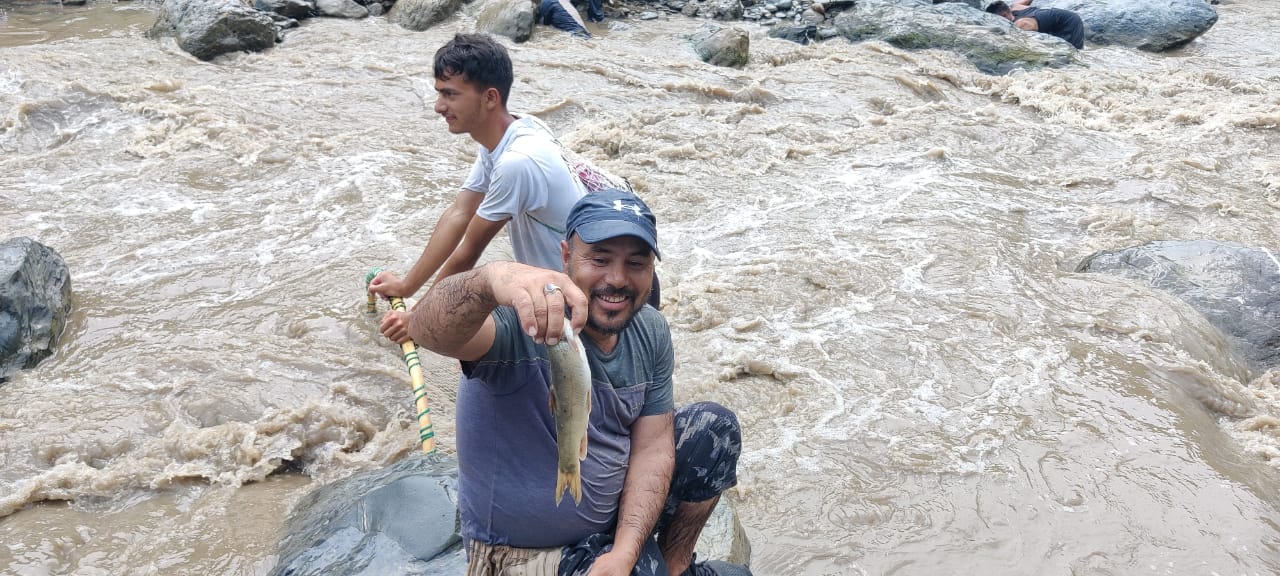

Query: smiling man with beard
left=401, top=190, right=750, bottom=576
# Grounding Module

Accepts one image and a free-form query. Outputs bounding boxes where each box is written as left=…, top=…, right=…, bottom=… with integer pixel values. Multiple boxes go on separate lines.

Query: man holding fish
left=398, top=190, right=750, bottom=576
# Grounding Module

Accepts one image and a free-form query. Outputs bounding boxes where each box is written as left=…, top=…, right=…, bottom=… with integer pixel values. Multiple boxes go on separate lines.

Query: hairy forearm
left=613, top=414, right=675, bottom=564
left=408, top=266, right=496, bottom=355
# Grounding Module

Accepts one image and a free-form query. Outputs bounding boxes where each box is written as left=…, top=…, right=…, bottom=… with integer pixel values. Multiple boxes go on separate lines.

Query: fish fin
left=555, top=469, right=583, bottom=506
left=579, top=393, right=590, bottom=461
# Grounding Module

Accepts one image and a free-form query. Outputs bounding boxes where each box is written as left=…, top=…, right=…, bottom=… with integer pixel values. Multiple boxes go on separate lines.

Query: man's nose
left=434, top=98, right=446, bottom=114
left=604, top=262, right=627, bottom=286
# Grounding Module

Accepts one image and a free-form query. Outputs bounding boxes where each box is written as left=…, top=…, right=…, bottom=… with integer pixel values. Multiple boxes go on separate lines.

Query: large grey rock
left=316, top=0, right=369, bottom=18
left=388, top=0, right=465, bottom=31
left=472, top=0, right=536, bottom=43
left=1077, top=240, right=1280, bottom=372
left=691, top=25, right=750, bottom=68
left=148, top=0, right=277, bottom=61
left=834, top=0, right=1076, bottom=75
left=1034, top=0, right=1217, bottom=51
left=271, top=451, right=752, bottom=573
left=270, top=453, right=464, bottom=575
left=1, top=237, right=72, bottom=384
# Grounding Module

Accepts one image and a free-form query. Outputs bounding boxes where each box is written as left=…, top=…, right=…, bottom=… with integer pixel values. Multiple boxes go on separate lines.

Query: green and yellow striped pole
left=366, top=268, right=436, bottom=454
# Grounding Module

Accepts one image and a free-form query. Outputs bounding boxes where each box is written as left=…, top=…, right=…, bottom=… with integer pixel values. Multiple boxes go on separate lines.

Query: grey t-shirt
left=455, top=304, right=674, bottom=548
left=462, top=115, right=588, bottom=271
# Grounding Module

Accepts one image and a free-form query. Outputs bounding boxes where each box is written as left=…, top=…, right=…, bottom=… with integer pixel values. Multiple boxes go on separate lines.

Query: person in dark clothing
left=584, top=0, right=605, bottom=23
left=986, top=0, right=1085, bottom=49
left=537, top=0, right=592, bottom=38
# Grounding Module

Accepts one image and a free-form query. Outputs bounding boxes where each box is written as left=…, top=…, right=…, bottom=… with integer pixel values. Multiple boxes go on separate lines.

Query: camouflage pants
left=558, top=401, right=742, bottom=576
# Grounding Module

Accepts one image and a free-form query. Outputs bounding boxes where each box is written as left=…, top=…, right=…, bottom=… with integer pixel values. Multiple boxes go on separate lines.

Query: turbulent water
left=2, top=1, right=1280, bottom=574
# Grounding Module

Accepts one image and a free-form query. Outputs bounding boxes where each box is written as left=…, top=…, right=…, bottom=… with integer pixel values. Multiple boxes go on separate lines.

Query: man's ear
left=483, top=87, right=502, bottom=110
left=561, top=239, right=571, bottom=270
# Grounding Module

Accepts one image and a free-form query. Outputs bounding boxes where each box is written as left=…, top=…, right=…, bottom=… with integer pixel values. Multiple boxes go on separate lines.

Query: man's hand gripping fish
left=548, top=316, right=592, bottom=506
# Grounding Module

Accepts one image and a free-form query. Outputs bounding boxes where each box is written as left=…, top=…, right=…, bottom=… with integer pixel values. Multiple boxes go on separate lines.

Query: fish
left=547, top=316, right=592, bottom=507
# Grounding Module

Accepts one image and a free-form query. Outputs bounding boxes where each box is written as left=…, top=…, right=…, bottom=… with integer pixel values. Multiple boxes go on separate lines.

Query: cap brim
left=573, top=220, right=661, bottom=259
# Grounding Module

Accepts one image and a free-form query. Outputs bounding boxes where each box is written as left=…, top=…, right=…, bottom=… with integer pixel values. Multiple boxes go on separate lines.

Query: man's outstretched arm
left=404, top=261, right=588, bottom=361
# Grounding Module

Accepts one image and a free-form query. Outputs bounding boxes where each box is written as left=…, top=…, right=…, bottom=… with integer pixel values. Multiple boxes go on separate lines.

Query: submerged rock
left=0, top=237, right=72, bottom=384
left=148, top=0, right=277, bottom=61
left=271, top=453, right=464, bottom=575
left=1077, top=240, right=1280, bottom=373
left=1035, top=0, right=1218, bottom=51
left=272, top=451, right=752, bottom=573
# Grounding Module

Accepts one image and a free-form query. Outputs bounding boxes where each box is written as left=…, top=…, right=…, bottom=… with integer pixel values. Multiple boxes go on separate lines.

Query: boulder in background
left=148, top=0, right=278, bottom=61
left=1, top=237, right=72, bottom=384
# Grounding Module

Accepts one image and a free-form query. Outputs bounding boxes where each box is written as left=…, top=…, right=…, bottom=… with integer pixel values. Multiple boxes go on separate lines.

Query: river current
left=2, top=1, right=1279, bottom=574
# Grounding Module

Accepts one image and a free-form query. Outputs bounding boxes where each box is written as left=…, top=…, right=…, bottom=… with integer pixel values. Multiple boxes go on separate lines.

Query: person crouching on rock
left=986, top=0, right=1085, bottom=50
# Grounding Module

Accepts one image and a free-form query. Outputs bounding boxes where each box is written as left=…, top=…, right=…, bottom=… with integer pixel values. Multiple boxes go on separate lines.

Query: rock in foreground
left=272, top=451, right=752, bottom=574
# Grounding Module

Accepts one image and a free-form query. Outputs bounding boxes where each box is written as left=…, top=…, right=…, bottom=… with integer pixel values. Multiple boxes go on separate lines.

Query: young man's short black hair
left=433, top=33, right=514, bottom=106
left=985, top=1, right=1012, bottom=17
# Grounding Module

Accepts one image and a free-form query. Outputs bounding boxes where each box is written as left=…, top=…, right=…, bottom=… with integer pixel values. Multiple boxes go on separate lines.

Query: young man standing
left=395, top=190, right=750, bottom=576
left=370, top=33, right=588, bottom=344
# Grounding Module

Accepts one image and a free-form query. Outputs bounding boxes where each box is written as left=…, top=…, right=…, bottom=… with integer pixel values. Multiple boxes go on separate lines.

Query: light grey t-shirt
left=462, top=115, right=588, bottom=272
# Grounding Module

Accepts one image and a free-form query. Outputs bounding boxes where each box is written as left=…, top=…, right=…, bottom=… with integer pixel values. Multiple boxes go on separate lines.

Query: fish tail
left=555, top=468, right=583, bottom=506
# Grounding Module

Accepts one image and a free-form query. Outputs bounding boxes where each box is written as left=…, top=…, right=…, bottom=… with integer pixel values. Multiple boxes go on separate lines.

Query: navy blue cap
left=565, top=189, right=660, bottom=259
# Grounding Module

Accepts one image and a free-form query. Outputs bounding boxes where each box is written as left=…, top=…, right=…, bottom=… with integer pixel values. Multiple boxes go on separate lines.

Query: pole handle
left=366, top=267, right=436, bottom=454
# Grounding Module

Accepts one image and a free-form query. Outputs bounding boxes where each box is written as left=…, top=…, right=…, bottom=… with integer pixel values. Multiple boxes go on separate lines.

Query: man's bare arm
left=406, top=261, right=588, bottom=360
left=588, top=412, right=675, bottom=575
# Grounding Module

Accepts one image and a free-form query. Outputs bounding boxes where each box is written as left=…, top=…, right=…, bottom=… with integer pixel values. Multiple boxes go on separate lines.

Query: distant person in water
left=986, top=0, right=1085, bottom=50
left=537, top=0, right=592, bottom=38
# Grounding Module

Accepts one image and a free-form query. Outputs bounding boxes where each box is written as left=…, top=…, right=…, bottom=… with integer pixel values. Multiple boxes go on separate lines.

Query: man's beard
left=586, top=285, right=643, bottom=335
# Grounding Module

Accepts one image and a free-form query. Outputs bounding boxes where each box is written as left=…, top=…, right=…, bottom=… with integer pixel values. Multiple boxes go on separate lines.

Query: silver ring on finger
left=544, top=283, right=561, bottom=295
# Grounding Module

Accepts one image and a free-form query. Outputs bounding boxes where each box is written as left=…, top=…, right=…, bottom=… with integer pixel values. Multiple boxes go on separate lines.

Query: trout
left=548, top=316, right=592, bottom=507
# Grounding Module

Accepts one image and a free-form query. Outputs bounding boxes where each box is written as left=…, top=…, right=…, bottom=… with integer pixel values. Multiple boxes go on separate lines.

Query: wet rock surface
left=0, top=237, right=72, bottom=384
left=1078, top=240, right=1280, bottom=373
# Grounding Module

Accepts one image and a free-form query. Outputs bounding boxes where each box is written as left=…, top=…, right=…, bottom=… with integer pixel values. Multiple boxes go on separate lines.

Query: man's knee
left=671, top=402, right=741, bottom=503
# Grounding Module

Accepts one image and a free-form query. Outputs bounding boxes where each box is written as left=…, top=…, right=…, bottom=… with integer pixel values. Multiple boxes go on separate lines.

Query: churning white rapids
left=2, top=1, right=1280, bottom=574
